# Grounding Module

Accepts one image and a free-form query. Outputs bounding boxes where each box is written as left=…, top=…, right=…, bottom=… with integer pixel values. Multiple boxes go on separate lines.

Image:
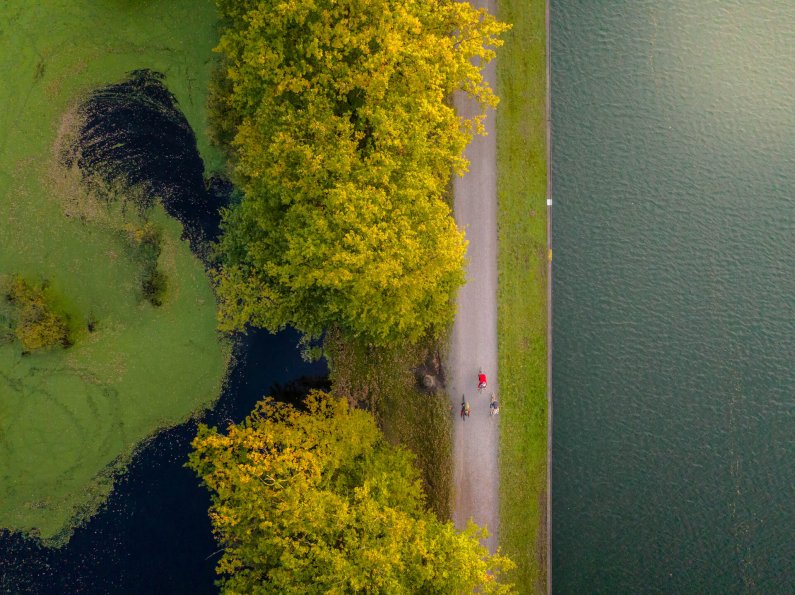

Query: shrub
left=123, top=222, right=168, bottom=307
left=6, top=277, right=71, bottom=352
left=141, top=269, right=167, bottom=307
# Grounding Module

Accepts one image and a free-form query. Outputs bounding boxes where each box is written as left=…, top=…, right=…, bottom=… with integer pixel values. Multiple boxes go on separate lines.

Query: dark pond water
left=0, top=328, right=327, bottom=594
left=68, top=68, right=224, bottom=252
left=551, top=1, right=794, bottom=592
left=1, top=69, right=328, bottom=593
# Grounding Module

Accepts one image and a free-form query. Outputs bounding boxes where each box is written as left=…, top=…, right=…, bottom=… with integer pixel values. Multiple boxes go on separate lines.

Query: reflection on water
left=552, top=1, right=794, bottom=592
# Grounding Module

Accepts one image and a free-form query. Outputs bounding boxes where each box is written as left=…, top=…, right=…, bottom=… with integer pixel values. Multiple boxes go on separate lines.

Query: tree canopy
left=2, top=276, right=72, bottom=352
left=211, top=0, right=508, bottom=344
left=189, top=391, right=515, bottom=593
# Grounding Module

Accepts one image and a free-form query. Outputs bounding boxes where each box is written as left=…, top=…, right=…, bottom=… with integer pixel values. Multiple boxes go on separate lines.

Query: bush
left=141, top=269, right=167, bottom=307
left=123, top=222, right=168, bottom=307
left=6, top=277, right=71, bottom=352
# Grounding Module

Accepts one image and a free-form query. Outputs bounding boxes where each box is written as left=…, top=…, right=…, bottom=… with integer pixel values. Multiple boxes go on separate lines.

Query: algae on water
left=0, top=0, right=229, bottom=545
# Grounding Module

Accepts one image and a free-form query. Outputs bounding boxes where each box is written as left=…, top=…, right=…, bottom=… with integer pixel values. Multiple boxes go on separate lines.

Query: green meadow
left=496, top=0, right=549, bottom=591
left=0, top=0, right=228, bottom=543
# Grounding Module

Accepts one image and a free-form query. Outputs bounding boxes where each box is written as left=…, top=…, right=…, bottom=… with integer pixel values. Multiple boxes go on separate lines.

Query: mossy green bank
left=0, top=0, right=228, bottom=543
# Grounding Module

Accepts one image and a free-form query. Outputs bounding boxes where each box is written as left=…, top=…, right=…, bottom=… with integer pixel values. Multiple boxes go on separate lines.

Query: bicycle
left=477, top=368, right=487, bottom=393
left=489, top=393, right=500, bottom=416
left=460, top=395, right=471, bottom=420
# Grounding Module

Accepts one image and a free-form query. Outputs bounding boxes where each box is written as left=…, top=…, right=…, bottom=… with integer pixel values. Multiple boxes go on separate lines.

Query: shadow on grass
left=325, top=329, right=453, bottom=520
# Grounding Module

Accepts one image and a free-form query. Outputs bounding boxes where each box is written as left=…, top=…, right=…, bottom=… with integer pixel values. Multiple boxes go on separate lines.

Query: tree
left=4, top=276, right=71, bottom=352
left=189, top=391, right=515, bottom=593
left=211, top=0, right=509, bottom=344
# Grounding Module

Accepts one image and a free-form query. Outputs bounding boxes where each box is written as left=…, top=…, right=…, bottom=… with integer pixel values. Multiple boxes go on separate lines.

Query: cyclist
left=489, top=393, right=500, bottom=416
left=478, top=371, right=487, bottom=391
left=460, top=397, right=471, bottom=420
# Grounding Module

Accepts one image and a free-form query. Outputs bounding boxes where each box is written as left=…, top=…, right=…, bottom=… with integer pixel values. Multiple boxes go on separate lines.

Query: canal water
left=551, top=1, right=794, bottom=592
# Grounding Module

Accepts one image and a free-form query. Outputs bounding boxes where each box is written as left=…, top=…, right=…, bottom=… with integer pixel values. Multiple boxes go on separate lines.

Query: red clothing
left=478, top=373, right=487, bottom=385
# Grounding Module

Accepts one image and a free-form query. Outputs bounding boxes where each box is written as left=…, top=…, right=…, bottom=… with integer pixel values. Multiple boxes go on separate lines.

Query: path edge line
left=545, top=0, right=553, bottom=593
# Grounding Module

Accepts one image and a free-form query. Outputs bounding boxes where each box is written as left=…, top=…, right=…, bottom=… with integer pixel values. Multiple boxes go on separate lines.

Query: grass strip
left=496, top=0, right=549, bottom=592
left=325, top=331, right=453, bottom=520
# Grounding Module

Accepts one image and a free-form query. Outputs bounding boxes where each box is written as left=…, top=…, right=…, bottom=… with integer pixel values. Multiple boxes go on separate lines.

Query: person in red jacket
left=478, top=371, right=487, bottom=391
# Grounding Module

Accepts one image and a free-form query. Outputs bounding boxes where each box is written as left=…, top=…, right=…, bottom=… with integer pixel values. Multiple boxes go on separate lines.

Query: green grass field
left=496, top=0, right=549, bottom=591
left=0, top=0, right=228, bottom=543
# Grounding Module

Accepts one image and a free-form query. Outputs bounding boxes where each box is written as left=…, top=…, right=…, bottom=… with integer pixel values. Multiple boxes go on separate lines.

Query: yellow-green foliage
left=324, top=328, right=453, bottom=521
left=189, top=391, right=515, bottom=594
left=6, top=277, right=71, bottom=352
left=123, top=221, right=160, bottom=251
left=212, top=0, right=509, bottom=345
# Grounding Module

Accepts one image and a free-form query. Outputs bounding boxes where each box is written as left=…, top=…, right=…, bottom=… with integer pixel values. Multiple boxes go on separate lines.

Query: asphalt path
left=449, top=0, right=499, bottom=554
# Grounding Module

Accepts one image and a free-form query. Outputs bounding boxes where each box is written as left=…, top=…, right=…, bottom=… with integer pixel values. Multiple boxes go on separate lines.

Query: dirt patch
left=414, top=348, right=446, bottom=394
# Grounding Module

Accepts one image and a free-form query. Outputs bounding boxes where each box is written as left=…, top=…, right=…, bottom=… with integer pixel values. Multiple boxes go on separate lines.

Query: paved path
left=448, top=0, right=499, bottom=554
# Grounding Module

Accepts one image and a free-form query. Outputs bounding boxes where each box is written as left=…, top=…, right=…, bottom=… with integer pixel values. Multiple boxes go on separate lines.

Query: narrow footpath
left=448, top=0, right=500, bottom=554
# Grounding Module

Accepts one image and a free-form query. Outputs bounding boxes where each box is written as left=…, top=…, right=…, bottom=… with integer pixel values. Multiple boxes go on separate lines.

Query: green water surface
left=0, top=0, right=228, bottom=542
left=552, top=1, right=794, bottom=592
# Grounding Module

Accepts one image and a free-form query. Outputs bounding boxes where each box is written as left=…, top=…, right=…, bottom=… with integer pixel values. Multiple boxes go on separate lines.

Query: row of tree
left=189, top=392, right=514, bottom=593
left=195, top=0, right=514, bottom=590
left=212, top=0, right=508, bottom=345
